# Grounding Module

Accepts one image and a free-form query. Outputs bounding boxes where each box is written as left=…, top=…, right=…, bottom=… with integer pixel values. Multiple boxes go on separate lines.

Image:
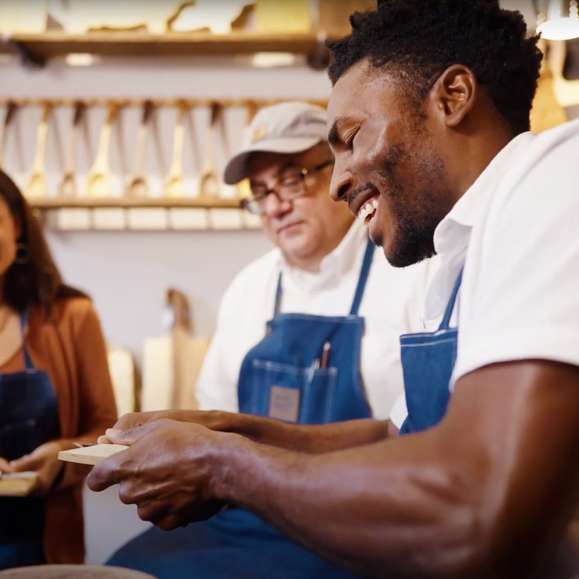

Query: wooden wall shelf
left=31, top=197, right=262, bottom=232
left=32, top=197, right=241, bottom=210
left=0, top=32, right=331, bottom=68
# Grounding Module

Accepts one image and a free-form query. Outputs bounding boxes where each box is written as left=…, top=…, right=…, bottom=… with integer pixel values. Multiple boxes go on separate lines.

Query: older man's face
left=248, top=143, right=354, bottom=271
left=327, top=59, right=454, bottom=267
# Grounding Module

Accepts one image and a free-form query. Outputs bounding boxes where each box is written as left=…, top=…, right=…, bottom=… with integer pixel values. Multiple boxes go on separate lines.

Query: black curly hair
left=328, top=0, right=542, bottom=135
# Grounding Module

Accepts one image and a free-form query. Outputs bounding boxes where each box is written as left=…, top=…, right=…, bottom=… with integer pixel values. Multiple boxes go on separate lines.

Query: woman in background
left=0, top=170, right=117, bottom=568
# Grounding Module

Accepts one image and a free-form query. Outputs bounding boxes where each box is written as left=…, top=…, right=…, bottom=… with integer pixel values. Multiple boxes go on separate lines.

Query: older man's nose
left=263, top=192, right=292, bottom=218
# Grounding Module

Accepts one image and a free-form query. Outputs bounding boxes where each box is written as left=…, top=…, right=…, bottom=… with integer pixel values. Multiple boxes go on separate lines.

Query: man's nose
left=263, top=192, right=292, bottom=218
left=330, top=167, right=353, bottom=204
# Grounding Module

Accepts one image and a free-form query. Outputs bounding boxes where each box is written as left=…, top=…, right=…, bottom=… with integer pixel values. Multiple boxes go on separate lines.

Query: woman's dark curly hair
left=328, top=0, right=542, bottom=135
left=0, top=170, right=86, bottom=314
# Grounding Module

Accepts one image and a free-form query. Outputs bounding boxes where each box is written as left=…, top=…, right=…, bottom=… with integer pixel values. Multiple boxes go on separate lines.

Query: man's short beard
left=378, top=144, right=450, bottom=268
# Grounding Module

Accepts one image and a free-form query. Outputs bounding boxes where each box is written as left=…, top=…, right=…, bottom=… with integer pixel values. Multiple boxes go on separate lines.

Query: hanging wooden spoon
left=86, top=104, right=120, bottom=198
left=59, top=101, right=86, bottom=197
left=198, top=101, right=222, bottom=198
left=25, top=102, right=52, bottom=200
left=126, top=100, right=155, bottom=198
left=0, top=101, right=17, bottom=170
left=164, top=101, right=188, bottom=198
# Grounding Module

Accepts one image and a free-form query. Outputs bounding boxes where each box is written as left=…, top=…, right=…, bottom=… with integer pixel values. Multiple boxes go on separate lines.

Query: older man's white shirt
left=391, top=118, right=579, bottom=428
left=196, top=219, right=433, bottom=420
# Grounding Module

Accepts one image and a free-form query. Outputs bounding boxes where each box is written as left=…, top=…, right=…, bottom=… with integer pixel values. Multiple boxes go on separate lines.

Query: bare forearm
left=214, top=431, right=479, bottom=579
left=175, top=410, right=389, bottom=454
left=208, top=363, right=579, bottom=579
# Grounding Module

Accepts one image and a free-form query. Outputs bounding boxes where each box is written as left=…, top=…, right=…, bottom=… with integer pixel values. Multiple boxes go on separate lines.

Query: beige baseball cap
left=223, top=101, right=328, bottom=185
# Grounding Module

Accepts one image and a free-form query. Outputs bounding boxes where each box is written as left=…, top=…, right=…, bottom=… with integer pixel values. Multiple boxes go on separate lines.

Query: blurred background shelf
left=0, top=32, right=332, bottom=67
left=31, top=196, right=241, bottom=209
left=31, top=197, right=261, bottom=232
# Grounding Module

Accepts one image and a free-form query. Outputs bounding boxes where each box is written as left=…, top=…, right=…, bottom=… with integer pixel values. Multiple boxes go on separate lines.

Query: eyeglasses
left=240, top=160, right=334, bottom=215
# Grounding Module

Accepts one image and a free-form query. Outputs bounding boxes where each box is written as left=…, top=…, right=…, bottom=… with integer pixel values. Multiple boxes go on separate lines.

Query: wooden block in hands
left=0, top=471, right=38, bottom=497
left=58, top=444, right=128, bottom=466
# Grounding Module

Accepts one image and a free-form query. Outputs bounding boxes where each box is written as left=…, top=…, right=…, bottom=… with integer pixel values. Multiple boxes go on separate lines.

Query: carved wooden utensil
left=198, top=101, right=221, bottom=198
left=126, top=100, right=155, bottom=198
left=59, top=101, right=86, bottom=197
left=164, top=101, right=188, bottom=198
left=0, top=101, right=17, bottom=170
left=86, top=104, right=120, bottom=198
left=25, top=103, right=52, bottom=199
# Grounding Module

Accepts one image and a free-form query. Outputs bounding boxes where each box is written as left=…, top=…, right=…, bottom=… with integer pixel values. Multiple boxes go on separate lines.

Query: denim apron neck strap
left=349, top=240, right=375, bottom=316
left=439, top=268, right=464, bottom=330
left=19, top=310, right=35, bottom=370
left=273, top=273, right=283, bottom=318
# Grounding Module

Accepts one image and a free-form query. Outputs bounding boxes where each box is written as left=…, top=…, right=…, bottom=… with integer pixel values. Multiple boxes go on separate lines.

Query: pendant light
left=538, top=0, right=579, bottom=40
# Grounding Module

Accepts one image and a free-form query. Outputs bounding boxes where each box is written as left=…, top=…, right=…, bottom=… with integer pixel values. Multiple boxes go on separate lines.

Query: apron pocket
left=250, top=360, right=337, bottom=424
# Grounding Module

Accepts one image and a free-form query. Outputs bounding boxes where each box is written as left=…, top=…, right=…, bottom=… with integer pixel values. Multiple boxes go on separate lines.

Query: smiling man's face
left=328, top=59, right=455, bottom=267
left=248, top=143, right=354, bottom=272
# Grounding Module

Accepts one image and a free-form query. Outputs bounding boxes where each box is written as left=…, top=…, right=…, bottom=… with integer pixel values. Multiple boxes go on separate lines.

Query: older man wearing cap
left=103, top=102, right=432, bottom=579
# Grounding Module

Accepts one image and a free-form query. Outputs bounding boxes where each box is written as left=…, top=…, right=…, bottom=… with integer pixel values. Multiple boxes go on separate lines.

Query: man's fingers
left=103, top=419, right=170, bottom=446
left=86, top=448, right=129, bottom=492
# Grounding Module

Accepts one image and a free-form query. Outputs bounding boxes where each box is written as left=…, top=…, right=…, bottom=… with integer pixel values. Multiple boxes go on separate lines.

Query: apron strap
left=273, top=240, right=376, bottom=319
left=273, top=273, right=283, bottom=318
left=439, top=268, right=464, bottom=330
left=349, top=240, right=375, bottom=316
left=19, top=310, right=35, bottom=370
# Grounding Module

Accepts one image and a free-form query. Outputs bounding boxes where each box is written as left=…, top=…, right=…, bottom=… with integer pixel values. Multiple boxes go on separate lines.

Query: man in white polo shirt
left=90, top=2, right=578, bottom=577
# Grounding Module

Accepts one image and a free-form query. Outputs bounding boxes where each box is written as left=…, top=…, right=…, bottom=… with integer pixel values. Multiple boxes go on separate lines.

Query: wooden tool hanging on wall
left=0, top=101, right=17, bottom=171
left=59, top=101, right=86, bottom=197
left=126, top=100, right=155, bottom=197
left=164, top=101, right=189, bottom=198
left=86, top=103, right=120, bottom=198
left=25, top=103, right=52, bottom=199
left=199, top=101, right=222, bottom=198
left=142, top=288, right=209, bottom=412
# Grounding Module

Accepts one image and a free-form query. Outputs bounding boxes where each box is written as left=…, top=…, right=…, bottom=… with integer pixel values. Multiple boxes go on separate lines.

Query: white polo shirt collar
left=425, top=132, right=532, bottom=323
left=279, top=219, right=368, bottom=294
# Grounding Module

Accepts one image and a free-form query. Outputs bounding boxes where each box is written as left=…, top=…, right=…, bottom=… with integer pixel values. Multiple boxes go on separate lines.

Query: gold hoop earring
left=15, top=242, right=30, bottom=265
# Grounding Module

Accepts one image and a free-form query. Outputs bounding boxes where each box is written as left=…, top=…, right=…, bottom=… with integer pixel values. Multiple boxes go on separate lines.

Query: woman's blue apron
left=108, top=241, right=376, bottom=579
left=0, top=312, right=60, bottom=570
left=399, top=270, right=463, bottom=435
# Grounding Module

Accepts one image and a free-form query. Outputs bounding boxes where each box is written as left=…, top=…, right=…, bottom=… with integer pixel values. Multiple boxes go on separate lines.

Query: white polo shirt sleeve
left=453, top=124, right=579, bottom=382
left=195, top=281, right=242, bottom=413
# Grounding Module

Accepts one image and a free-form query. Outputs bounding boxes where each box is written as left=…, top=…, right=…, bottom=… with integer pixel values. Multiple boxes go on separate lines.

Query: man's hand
left=10, top=440, right=67, bottom=495
left=98, top=410, right=235, bottom=444
left=88, top=419, right=228, bottom=530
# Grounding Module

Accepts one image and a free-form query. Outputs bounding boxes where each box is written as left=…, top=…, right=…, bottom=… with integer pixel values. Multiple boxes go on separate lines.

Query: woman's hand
left=0, top=457, right=13, bottom=474
left=10, top=440, right=68, bottom=495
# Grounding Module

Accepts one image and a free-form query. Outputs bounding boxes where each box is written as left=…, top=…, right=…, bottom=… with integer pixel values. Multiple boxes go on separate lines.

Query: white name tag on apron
left=269, top=386, right=300, bottom=422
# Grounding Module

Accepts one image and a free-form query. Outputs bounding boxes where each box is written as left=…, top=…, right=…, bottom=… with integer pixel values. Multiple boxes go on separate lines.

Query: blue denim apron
left=108, top=241, right=376, bottom=579
left=399, top=270, right=463, bottom=435
left=0, top=312, right=60, bottom=570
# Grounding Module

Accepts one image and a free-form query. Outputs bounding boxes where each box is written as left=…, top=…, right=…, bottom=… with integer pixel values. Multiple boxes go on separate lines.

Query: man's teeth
left=357, top=197, right=378, bottom=222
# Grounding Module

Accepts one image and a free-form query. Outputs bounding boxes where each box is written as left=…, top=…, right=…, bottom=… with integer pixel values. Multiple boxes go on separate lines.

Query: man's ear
left=428, top=65, right=478, bottom=128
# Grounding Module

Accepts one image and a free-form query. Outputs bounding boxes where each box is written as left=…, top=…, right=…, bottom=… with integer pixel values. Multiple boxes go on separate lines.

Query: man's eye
left=251, top=189, right=267, bottom=199
left=280, top=175, right=301, bottom=187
